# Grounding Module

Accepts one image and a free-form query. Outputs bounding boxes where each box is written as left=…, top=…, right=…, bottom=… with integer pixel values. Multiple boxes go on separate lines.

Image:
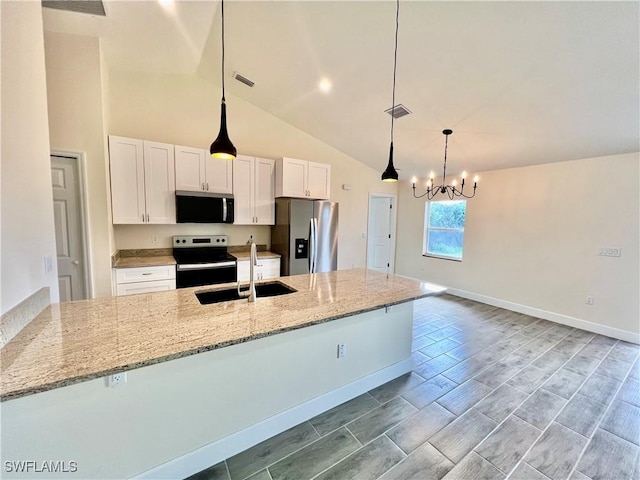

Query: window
left=423, top=200, right=467, bottom=260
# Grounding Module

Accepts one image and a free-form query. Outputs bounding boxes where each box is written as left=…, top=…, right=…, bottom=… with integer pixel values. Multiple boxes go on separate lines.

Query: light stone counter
left=113, top=255, right=176, bottom=268
left=230, top=251, right=281, bottom=261
left=0, top=269, right=445, bottom=401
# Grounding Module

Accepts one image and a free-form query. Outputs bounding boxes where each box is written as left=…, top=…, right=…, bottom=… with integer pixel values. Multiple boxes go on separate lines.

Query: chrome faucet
left=247, top=241, right=258, bottom=302
left=237, top=239, right=261, bottom=302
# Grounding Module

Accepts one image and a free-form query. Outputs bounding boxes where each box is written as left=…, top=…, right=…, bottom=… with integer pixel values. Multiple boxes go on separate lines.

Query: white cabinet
left=109, top=136, right=176, bottom=224
left=275, top=157, right=331, bottom=200
left=233, top=155, right=275, bottom=225
left=114, top=265, right=176, bottom=296
left=175, top=145, right=233, bottom=194
left=236, top=257, right=281, bottom=282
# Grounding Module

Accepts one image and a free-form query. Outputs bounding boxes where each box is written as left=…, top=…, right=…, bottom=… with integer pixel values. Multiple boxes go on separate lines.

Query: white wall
left=396, top=152, right=640, bottom=340
left=1, top=1, right=59, bottom=313
left=44, top=32, right=113, bottom=298
left=108, top=70, right=397, bottom=268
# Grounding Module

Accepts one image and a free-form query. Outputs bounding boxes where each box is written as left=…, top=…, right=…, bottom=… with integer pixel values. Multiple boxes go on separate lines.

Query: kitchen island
left=1, top=269, right=444, bottom=479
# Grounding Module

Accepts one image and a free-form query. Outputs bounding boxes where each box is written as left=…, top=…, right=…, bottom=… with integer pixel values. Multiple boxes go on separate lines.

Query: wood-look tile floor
left=187, top=294, right=640, bottom=480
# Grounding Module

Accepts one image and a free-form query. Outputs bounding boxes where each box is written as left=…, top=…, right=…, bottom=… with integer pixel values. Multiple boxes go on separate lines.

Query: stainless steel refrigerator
left=271, top=199, right=338, bottom=276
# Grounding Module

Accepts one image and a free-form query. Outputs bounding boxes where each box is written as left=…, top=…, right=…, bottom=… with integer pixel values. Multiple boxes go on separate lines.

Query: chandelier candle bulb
left=411, top=176, right=417, bottom=187
left=451, top=179, right=457, bottom=187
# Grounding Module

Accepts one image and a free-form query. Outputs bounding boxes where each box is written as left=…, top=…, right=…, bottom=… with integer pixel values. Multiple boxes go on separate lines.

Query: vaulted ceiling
left=43, top=0, right=639, bottom=179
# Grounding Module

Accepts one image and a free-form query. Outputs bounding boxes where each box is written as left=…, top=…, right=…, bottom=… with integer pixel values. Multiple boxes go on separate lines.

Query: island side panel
left=1, top=303, right=413, bottom=480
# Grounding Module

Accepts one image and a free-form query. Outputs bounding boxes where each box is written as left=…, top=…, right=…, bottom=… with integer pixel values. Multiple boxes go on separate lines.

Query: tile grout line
left=431, top=327, right=589, bottom=478
left=499, top=339, right=625, bottom=480
left=565, top=343, right=639, bottom=480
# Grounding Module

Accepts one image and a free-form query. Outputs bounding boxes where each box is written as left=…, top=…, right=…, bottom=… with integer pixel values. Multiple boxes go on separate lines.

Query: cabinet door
left=109, top=136, right=145, bottom=224
left=144, top=141, right=176, bottom=224
left=236, top=260, right=250, bottom=282
left=277, top=157, right=308, bottom=198
left=232, top=155, right=254, bottom=224
left=260, top=258, right=281, bottom=279
left=308, top=161, right=331, bottom=200
left=254, top=157, right=275, bottom=225
left=175, top=146, right=205, bottom=192
left=205, top=156, right=233, bottom=194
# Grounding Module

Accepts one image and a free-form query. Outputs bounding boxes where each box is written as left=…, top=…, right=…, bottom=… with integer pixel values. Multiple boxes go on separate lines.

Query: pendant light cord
left=390, top=0, right=399, bottom=144
left=221, top=0, right=226, bottom=102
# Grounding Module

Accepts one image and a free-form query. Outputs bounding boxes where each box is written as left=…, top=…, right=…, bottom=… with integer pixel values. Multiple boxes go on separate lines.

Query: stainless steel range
left=173, top=235, right=237, bottom=288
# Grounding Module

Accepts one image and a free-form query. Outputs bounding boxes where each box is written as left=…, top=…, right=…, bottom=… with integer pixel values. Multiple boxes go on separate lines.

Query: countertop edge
left=0, top=289, right=443, bottom=402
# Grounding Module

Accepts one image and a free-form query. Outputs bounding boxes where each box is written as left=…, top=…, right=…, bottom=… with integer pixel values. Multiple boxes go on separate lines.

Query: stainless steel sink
left=196, top=281, right=297, bottom=305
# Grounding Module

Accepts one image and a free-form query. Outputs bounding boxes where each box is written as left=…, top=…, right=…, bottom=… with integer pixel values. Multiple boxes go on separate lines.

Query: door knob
left=72, top=260, right=80, bottom=265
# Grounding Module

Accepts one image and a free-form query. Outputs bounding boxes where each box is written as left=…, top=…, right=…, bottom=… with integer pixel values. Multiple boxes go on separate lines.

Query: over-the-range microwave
left=175, top=191, right=234, bottom=224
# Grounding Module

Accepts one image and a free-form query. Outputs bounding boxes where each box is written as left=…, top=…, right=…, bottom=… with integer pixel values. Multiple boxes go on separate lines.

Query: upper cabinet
left=109, top=136, right=176, bottom=224
left=275, top=157, right=331, bottom=200
left=233, top=155, right=275, bottom=225
left=175, top=145, right=233, bottom=194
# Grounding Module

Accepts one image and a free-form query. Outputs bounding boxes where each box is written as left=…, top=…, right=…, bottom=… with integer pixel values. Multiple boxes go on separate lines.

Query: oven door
left=176, top=261, right=237, bottom=288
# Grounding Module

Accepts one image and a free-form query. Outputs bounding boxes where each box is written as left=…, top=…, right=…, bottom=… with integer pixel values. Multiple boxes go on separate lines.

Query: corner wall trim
left=447, top=287, right=639, bottom=345
left=133, top=358, right=413, bottom=480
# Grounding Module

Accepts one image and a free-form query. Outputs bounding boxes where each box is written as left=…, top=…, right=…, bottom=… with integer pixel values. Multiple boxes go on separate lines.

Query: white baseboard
left=134, top=358, right=413, bottom=480
left=447, top=288, right=639, bottom=345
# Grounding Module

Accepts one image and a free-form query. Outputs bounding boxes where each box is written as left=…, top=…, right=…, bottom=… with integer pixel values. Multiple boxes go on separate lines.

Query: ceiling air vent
left=385, top=104, right=411, bottom=119
left=233, top=72, right=255, bottom=88
left=42, top=0, right=106, bottom=16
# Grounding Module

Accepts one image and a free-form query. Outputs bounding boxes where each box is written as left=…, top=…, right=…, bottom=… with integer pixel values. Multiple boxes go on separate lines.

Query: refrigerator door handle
left=308, top=218, right=314, bottom=273
left=312, top=217, right=319, bottom=273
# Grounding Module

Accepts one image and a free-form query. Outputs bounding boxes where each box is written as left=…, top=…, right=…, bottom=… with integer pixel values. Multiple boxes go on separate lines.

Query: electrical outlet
left=152, top=235, right=158, bottom=243
left=107, top=372, right=127, bottom=387
left=599, top=247, right=622, bottom=257
left=337, top=343, right=346, bottom=358
left=585, top=296, right=595, bottom=306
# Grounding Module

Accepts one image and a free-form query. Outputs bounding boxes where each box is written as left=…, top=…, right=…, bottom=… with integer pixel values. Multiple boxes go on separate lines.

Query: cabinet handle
left=206, top=183, right=209, bottom=191
left=146, top=213, right=150, bottom=222
left=142, top=214, right=145, bottom=222
left=202, top=183, right=205, bottom=190
left=142, top=272, right=152, bottom=276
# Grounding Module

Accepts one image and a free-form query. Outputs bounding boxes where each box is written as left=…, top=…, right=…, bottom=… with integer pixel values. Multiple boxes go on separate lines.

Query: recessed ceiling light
left=158, top=0, right=174, bottom=8
left=319, top=79, right=331, bottom=93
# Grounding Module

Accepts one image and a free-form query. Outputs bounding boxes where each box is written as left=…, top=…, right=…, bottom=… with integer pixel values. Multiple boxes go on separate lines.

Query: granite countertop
left=231, top=251, right=281, bottom=261
left=0, top=269, right=445, bottom=401
left=112, top=248, right=176, bottom=268
left=113, top=255, right=176, bottom=268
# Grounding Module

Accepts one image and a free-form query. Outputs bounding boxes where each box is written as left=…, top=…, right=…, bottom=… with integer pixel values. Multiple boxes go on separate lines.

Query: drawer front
left=115, top=265, right=176, bottom=284
left=115, top=279, right=176, bottom=296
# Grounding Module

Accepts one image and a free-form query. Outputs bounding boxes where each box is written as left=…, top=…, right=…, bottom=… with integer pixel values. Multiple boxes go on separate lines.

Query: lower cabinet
left=115, top=265, right=176, bottom=296
left=237, top=258, right=280, bottom=282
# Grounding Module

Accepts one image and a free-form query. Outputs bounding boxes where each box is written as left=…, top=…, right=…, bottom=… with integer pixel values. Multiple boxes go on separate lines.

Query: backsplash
left=113, top=224, right=271, bottom=250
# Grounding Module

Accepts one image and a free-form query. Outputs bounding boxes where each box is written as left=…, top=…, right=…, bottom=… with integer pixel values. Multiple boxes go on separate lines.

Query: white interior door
left=51, top=155, right=88, bottom=302
left=367, top=194, right=396, bottom=273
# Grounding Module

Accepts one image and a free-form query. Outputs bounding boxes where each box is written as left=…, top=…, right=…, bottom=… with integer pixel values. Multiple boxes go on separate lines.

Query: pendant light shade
left=381, top=142, right=399, bottom=182
left=210, top=0, right=236, bottom=160
left=210, top=100, right=236, bottom=159
left=381, top=0, right=401, bottom=182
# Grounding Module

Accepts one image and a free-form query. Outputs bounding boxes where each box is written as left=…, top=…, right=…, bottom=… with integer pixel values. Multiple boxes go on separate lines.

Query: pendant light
left=381, top=0, right=401, bottom=182
left=209, top=0, right=237, bottom=160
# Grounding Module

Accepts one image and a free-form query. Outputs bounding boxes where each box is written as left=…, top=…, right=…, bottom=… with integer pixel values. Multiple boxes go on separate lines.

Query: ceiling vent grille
left=42, top=0, right=106, bottom=16
left=233, top=72, right=255, bottom=88
left=385, top=104, right=411, bottom=119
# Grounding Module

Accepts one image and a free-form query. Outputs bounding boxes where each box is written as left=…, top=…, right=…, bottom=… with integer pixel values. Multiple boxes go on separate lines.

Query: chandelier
left=412, top=129, right=478, bottom=199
